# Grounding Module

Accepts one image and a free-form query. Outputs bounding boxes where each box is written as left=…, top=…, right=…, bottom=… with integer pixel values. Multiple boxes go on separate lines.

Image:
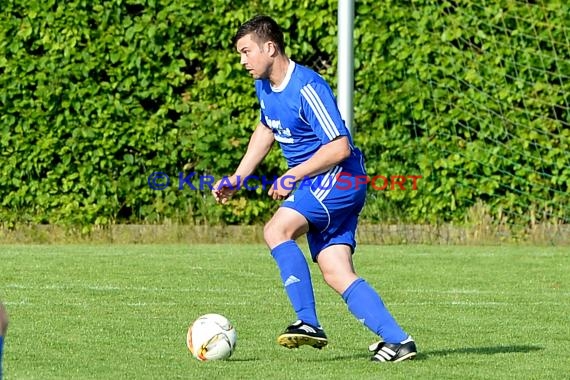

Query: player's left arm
left=270, top=135, right=350, bottom=200
left=284, top=136, right=350, bottom=181
left=270, top=82, right=351, bottom=200
left=286, top=81, right=351, bottom=181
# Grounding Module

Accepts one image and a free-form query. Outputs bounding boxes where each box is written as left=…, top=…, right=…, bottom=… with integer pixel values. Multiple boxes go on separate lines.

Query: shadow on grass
left=296, top=353, right=371, bottom=362
left=227, top=357, right=260, bottom=362
left=303, top=345, right=544, bottom=362
left=416, top=345, right=544, bottom=360
left=235, top=345, right=545, bottom=363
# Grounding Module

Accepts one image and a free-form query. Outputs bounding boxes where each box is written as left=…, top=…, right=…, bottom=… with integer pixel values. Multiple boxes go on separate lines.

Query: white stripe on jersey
left=309, top=165, right=343, bottom=232
left=312, top=195, right=331, bottom=233
left=300, top=84, right=340, bottom=140
left=313, top=166, right=341, bottom=201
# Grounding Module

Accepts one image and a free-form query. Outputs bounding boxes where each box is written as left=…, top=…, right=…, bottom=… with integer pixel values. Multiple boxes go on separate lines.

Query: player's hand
left=212, top=175, right=239, bottom=204
left=268, top=174, right=296, bottom=200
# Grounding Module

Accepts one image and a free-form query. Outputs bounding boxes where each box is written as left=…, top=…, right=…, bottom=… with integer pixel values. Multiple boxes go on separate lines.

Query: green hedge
left=1, top=0, right=568, bottom=227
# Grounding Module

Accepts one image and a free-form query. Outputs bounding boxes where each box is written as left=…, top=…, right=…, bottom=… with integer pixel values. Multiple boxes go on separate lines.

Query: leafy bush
left=1, top=0, right=567, bottom=227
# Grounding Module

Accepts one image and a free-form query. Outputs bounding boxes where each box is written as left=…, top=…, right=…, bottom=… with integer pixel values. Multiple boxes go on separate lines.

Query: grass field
left=1, top=244, right=568, bottom=379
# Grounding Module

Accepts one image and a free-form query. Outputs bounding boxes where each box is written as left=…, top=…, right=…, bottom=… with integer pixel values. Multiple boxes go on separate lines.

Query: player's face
left=236, top=34, right=271, bottom=79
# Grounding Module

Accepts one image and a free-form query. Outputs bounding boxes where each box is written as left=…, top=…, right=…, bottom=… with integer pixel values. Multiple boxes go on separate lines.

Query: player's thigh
left=317, top=244, right=355, bottom=273
left=316, top=244, right=359, bottom=294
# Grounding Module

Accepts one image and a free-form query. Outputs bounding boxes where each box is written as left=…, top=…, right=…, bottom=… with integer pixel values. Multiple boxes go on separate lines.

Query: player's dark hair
left=234, top=15, right=286, bottom=54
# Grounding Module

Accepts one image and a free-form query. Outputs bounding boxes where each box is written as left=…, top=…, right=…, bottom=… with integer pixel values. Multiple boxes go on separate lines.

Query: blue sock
left=0, top=335, right=4, bottom=380
left=342, top=278, right=407, bottom=343
left=271, top=240, right=320, bottom=327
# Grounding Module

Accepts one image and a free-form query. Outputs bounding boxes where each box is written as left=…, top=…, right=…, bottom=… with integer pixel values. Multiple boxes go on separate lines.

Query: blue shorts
left=281, top=166, right=367, bottom=262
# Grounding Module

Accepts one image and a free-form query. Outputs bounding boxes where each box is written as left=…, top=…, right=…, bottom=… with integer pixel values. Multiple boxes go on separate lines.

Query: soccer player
left=212, top=15, right=416, bottom=362
left=0, top=302, right=7, bottom=379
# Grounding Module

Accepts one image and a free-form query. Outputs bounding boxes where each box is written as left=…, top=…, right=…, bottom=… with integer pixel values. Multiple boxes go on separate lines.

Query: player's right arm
left=212, top=122, right=274, bottom=204
left=232, top=121, right=275, bottom=178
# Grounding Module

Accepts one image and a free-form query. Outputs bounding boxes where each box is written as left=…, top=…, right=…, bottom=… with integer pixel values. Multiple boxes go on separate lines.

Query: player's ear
left=265, top=41, right=278, bottom=57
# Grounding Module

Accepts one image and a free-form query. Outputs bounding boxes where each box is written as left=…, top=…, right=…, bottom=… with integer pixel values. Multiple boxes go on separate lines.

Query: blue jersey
left=255, top=61, right=365, bottom=176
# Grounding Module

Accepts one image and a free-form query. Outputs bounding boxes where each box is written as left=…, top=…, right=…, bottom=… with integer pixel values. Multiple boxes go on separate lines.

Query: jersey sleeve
left=299, top=81, right=350, bottom=144
left=254, top=80, right=270, bottom=129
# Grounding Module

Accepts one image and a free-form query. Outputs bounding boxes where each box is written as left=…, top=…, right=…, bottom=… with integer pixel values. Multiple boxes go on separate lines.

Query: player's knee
left=263, top=220, right=290, bottom=249
left=322, top=272, right=344, bottom=294
left=263, top=220, right=278, bottom=247
left=322, top=271, right=358, bottom=295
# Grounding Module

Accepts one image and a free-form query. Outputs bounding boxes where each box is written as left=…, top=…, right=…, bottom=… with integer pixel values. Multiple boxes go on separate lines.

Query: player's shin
left=342, top=278, right=407, bottom=344
left=271, top=240, right=320, bottom=327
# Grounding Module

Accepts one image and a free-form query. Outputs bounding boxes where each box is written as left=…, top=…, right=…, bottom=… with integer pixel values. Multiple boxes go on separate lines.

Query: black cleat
left=369, top=336, right=417, bottom=362
left=277, top=320, right=328, bottom=349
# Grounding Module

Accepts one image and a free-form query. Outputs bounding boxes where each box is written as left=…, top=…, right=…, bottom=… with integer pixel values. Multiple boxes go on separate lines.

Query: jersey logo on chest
left=265, top=115, right=293, bottom=143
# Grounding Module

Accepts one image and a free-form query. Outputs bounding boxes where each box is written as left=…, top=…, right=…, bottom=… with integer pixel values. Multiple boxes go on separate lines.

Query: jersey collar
left=270, top=60, right=296, bottom=93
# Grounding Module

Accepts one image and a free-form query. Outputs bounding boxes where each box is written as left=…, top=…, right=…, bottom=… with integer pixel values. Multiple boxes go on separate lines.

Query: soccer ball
left=186, top=313, right=237, bottom=361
